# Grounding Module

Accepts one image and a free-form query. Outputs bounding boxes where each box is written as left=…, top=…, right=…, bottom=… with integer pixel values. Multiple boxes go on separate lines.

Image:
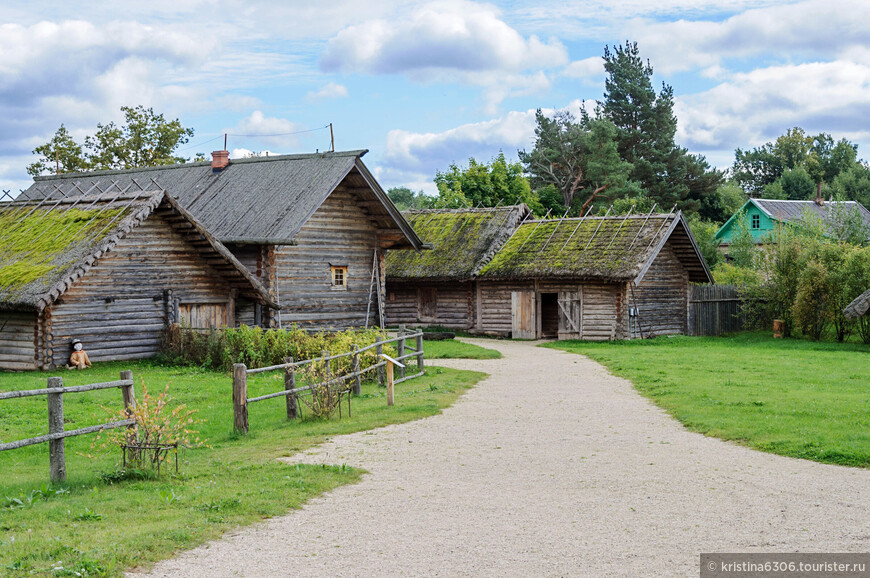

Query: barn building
left=0, top=190, right=276, bottom=370
left=386, top=207, right=712, bottom=340
left=20, top=150, right=425, bottom=331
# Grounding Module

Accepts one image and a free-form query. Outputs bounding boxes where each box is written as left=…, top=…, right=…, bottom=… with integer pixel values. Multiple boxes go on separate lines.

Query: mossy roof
left=0, top=191, right=277, bottom=311
left=386, top=205, right=530, bottom=280
left=479, top=212, right=712, bottom=283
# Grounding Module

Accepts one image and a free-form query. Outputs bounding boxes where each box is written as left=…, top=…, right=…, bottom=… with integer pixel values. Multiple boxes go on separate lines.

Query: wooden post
left=323, top=349, right=331, bottom=406
left=386, top=360, right=394, bottom=407
left=397, top=325, right=406, bottom=381
left=416, top=333, right=424, bottom=373
left=120, top=369, right=138, bottom=443
left=47, top=376, right=65, bottom=483
left=376, top=341, right=385, bottom=387
left=284, top=357, right=297, bottom=420
left=233, top=363, right=248, bottom=434
left=352, top=345, right=361, bottom=396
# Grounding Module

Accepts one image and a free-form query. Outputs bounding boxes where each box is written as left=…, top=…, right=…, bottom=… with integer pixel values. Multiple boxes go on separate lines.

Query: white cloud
left=306, top=82, right=349, bottom=101
left=562, top=57, right=604, bottom=79
left=229, top=148, right=278, bottom=159
left=225, top=111, right=302, bottom=149
left=675, top=60, right=870, bottom=166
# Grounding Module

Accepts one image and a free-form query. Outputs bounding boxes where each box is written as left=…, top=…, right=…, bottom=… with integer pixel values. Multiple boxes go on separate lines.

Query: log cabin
left=386, top=207, right=712, bottom=340
left=0, top=191, right=277, bottom=370
left=20, top=150, right=425, bottom=331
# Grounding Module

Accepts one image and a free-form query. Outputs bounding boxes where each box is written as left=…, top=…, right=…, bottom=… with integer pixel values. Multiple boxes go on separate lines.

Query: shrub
left=794, top=259, right=830, bottom=340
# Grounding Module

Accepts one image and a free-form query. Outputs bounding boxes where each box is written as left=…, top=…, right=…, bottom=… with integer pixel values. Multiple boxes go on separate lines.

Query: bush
left=794, top=260, right=830, bottom=340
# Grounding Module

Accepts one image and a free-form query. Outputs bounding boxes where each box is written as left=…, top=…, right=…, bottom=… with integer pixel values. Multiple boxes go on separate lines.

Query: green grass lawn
left=422, top=339, right=501, bottom=359
left=545, top=333, right=870, bottom=468
left=0, top=360, right=483, bottom=577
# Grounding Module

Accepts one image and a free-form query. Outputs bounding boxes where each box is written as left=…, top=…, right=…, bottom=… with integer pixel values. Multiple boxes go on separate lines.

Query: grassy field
left=422, top=338, right=501, bottom=359
left=545, top=333, right=870, bottom=468
left=0, top=360, right=483, bottom=577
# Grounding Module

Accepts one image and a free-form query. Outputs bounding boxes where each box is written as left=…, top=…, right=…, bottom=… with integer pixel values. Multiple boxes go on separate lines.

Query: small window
left=331, top=266, right=348, bottom=289
left=751, top=214, right=760, bottom=229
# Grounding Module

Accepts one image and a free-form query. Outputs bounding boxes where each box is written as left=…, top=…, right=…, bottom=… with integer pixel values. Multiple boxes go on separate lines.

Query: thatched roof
left=0, top=191, right=277, bottom=311
left=479, top=212, right=712, bottom=283
left=844, top=288, right=870, bottom=319
left=386, top=205, right=530, bottom=281
left=20, top=151, right=423, bottom=250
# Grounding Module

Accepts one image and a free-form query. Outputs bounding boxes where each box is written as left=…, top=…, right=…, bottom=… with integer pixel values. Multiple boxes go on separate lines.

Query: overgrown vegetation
left=0, top=360, right=483, bottom=576
left=545, top=333, right=870, bottom=467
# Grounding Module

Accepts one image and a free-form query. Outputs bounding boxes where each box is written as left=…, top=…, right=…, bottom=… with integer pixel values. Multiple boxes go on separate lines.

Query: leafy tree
left=387, top=187, right=432, bottom=210
left=519, top=109, right=633, bottom=215
left=26, top=125, right=90, bottom=176
left=712, top=181, right=748, bottom=218
left=731, top=144, right=783, bottom=197
left=729, top=210, right=757, bottom=269
left=596, top=41, right=722, bottom=215
left=793, top=259, right=830, bottom=340
left=686, top=215, right=721, bottom=269
left=435, top=152, right=542, bottom=213
left=830, top=163, right=870, bottom=207
left=779, top=166, right=816, bottom=200
left=28, top=106, right=194, bottom=176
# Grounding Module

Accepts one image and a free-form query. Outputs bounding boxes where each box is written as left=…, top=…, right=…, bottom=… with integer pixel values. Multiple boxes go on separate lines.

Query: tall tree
left=519, top=109, right=633, bottom=215
left=596, top=41, right=722, bottom=215
left=387, top=187, right=432, bottom=210
left=28, top=106, right=195, bottom=176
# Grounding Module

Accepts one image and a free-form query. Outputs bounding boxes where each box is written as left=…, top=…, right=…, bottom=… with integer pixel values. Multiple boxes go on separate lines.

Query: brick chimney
left=211, top=150, right=230, bottom=171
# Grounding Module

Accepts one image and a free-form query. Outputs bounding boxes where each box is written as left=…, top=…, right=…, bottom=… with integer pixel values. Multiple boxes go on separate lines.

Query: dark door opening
left=540, top=293, right=559, bottom=338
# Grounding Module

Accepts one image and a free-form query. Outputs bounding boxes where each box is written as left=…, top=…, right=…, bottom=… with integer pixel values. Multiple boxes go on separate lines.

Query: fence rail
left=0, top=371, right=137, bottom=482
left=233, top=327, right=425, bottom=434
left=688, top=284, right=747, bottom=336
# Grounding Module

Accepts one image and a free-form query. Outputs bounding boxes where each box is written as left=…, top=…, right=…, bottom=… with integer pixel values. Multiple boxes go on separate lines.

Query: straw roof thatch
left=479, top=212, right=712, bottom=283
left=386, top=205, right=530, bottom=281
left=0, top=191, right=276, bottom=311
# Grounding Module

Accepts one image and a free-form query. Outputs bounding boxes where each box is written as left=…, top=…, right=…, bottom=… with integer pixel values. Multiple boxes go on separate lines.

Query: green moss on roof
left=0, top=205, right=127, bottom=300
left=479, top=215, right=673, bottom=280
left=387, top=207, right=525, bottom=280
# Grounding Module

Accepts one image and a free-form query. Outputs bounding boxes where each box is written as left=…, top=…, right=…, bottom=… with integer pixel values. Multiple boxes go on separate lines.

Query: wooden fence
left=233, top=328, right=425, bottom=434
left=0, top=371, right=136, bottom=482
left=688, top=284, right=747, bottom=336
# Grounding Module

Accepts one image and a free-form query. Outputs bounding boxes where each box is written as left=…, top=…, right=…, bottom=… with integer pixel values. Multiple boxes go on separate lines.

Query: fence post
left=386, top=360, right=394, bottom=407
left=397, top=325, right=406, bottom=381
left=233, top=363, right=248, bottom=434
left=47, top=376, right=65, bottom=483
left=416, top=332, right=424, bottom=373
left=376, top=341, right=385, bottom=387
left=284, top=357, right=298, bottom=420
left=120, top=370, right=138, bottom=443
left=352, top=345, right=361, bottom=396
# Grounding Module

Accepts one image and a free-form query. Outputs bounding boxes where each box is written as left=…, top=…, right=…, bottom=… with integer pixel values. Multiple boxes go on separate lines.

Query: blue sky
left=2, top=0, right=870, bottom=196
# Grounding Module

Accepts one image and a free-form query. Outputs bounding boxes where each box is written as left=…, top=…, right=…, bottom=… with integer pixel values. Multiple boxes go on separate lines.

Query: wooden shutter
left=557, top=290, right=582, bottom=339
left=178, top=303, right=229, bottom=329
left=511, top=290, right=536, bottom=339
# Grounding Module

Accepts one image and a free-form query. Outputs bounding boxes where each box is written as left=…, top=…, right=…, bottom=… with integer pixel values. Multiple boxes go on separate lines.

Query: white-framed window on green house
left=331, top=265, right=348, bottom=290
left=751, top=214, right=760, bottom=229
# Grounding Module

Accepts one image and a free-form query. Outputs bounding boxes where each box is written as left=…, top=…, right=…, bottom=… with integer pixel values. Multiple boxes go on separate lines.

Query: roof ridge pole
left=641, top=204, right=678, bottom=255
left=603, top=206, right=635, bottom=252
left=516, top=208, right=551, bottom=253
left=624, top=203, right=658, bottom=254
left=539, top=207, right=571, bottom=252
left=583, top=206, right=613, bottom=251
left=560, top=205, right=595, bottom=252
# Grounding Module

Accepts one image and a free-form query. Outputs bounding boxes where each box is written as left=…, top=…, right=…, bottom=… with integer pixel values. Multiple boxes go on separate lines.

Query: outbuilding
left=0, top=190, right=276, bottom=370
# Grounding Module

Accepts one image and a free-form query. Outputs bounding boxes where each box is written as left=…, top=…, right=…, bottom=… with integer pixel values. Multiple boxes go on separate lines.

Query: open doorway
left=540, top=292, right=559, bottom=338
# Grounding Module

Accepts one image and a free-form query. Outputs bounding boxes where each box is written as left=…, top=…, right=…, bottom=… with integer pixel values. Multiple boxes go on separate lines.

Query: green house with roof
left=715, top=198, right=870, bottom=247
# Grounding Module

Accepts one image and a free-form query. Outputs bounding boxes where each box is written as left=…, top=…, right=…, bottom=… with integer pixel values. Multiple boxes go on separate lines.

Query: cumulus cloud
left=675, top=60, right=870, bottom=167
left=225, top=111, right=302, bottom=149
left=306, top=82, right=349, bottom=101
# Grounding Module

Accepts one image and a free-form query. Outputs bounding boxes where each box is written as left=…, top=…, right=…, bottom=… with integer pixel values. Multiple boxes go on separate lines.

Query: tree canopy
left=432, top=152, right=542, bottom=213
left=28, top=106, right=195, bottom=177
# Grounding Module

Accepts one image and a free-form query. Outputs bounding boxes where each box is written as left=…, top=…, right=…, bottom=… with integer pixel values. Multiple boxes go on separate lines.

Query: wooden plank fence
left=688, top=284, right=747, bottom=336
left=0, top=371, right=137, bottom=482
left=233, top=328, right=425, bottom=434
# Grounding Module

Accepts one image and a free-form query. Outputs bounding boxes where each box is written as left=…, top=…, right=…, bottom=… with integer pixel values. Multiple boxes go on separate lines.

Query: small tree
left=793, top=259, right=830, bottom=340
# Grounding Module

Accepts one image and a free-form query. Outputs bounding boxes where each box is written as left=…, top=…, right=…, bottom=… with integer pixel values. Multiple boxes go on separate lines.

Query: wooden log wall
left=631, top=242, right=689, bottom=338
left=0, top=310, right=38, bottom=370
left=384, top=282, right=474, bottom=329
left=273, top=187, right=382, bottom=330
left=49, top=215, right=244, bottom=367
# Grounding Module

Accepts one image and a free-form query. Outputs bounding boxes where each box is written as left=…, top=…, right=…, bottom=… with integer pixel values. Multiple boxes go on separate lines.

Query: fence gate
left=688, top=284, right=746, bottom=336
left=557, top=290, right=582, bottom=339
left=511, top=290, right=536, bottom=339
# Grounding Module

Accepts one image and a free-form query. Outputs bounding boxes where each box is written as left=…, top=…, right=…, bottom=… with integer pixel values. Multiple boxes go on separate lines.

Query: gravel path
left=136, top=338, right=870, bottom=577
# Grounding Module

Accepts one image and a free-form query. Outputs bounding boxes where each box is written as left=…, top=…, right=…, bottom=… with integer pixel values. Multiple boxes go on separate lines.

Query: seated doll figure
left=68, top=339, right=92, bottom=370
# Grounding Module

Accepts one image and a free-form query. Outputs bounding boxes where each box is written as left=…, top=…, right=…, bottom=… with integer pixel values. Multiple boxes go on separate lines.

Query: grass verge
left=422, top=339, right=501, bottom=359
left=544, top=332, right=870, bottom=467
left=0, top=361, right=483, bottom=576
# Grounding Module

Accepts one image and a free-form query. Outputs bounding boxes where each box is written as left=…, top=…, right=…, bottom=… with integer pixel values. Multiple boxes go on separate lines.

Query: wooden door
left=178, top=303, right=229, bottom=329
left=419, top=287, right=437, bottom=321
left=558, top=290, right=582, bottom=339
left=511, top=290, right=536, bottom=339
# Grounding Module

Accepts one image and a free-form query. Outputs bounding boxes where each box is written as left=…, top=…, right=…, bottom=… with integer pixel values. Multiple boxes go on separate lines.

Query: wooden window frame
left=331, top=265, right=348, bottom=291
left=751, top=214, right=760, bottom=229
